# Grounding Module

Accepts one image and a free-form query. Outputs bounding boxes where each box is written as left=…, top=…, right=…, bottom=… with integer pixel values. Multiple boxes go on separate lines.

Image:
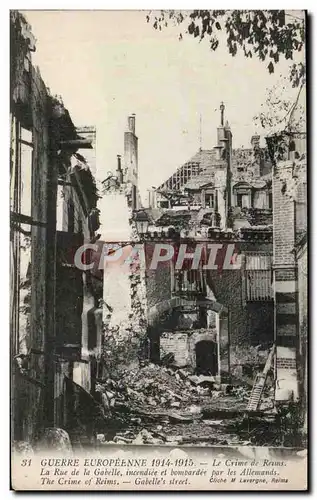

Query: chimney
left=251, top=134, right=260, bottom=149
left=124, top=114, right=138, bottom=209
left=128, top=114, right=136, bottom=134
left=224, top=120, right=233, bottom=153
left=220, top=102, right=225, bottom=126
left=217, top=102, right=226, bottom=146
left=116, top=154, right=123, bottom=184
left=251, top=134, right=261, bottom=177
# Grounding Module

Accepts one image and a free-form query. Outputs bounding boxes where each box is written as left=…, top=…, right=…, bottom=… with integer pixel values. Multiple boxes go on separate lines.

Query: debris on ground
left=95, top=363, right=203, bottom=415
left=92, top=362, right=283, bottom=447
left=95, top=363, right=243, bottom=419
left=188, top=374, right=215, bottom=386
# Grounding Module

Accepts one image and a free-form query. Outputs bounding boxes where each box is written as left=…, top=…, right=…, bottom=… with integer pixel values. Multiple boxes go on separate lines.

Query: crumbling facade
left=143, top=105, right=274, bottom=381
left=92, top=115, right=148, bottom=375
left=149, top=104, right=272, bottom=231
left=10, top=11, right=99, bottom=444
left=266, top=96, right=307, bottom=405
left=89, top=106, right=274, bottom=380
left=10, top=10, right=307, bottom=455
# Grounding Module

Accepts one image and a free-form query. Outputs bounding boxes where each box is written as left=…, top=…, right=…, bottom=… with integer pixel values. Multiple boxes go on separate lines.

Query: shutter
left=245, top=255, right=273, bottom=301
left=56, top=231, right=84, bottom=358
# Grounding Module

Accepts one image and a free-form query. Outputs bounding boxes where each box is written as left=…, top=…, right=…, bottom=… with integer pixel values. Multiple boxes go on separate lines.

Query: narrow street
left=89, top=360, right=289, bottom=450
left=10, top=12, right=307, bottom=485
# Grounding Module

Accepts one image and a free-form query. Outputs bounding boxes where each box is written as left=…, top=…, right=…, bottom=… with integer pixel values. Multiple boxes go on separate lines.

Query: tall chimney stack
left=124, top=114, right=138, bottom=209
left=128, top=114, right=136, bottom=134
left=217, top=102, right=226, bottom=146
left=220, top=102, right=225, bottom=126
left=116, top=154, right=123, bottom=184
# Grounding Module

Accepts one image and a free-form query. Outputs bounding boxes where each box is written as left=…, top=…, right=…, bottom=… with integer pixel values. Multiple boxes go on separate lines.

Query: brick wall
left=298, top=244, right=307, bottom=328
left=273, top=161, right=297, bottom=349
left=273, top=161, right=298, bottom=401
left=276, top=358, right=296, bottom=370
left=295, top=182, right=307, bottom=238
left=160, top=332, right=190, bottom=367
left=273, top=162, right=295, bottom=267
left=160, top=330, right=221, bottom=377
left=207, top=269, right=246, bottom=345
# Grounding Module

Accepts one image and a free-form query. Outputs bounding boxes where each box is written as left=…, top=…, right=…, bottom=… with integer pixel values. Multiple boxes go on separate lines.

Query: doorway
left=195, top=340, right=218, bottom=376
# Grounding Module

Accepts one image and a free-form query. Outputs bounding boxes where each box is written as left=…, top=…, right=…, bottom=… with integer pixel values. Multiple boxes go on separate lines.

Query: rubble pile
left=230, top=345, right=270, bottom=381
left=93, top=363, right=250, bottom=446
left=96, top=363, right=238, bottom=413
left=95, top=363, right=207, bottom=414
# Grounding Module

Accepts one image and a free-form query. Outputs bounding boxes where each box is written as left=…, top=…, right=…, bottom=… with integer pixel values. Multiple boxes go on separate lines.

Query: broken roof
left=157, top=148, right=223, bottom=192
left=158, top=145, right=272, bottom=194
left=184, top=178, right=215, bottom=190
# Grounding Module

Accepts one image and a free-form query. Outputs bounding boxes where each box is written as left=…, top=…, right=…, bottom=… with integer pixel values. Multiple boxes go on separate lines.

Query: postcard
left=10, top=9, right=307, bottom=491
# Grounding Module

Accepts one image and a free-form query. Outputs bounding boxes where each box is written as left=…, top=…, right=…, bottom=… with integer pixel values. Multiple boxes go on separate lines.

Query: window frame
left=10, top=116, right=34, bottom=356
left=205, top=191, right=215, bottom=209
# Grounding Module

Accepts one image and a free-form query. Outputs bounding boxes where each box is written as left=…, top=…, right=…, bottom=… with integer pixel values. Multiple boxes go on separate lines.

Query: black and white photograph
left=10, top=8, right=307, bottom=491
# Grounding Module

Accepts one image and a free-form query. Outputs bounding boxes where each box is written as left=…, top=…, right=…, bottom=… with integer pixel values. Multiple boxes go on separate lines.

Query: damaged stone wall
left=145, top=242, right=173, bottom=310
left=98, top=186, right=148, bottom=374
left=160, top=326, right=226, bottom=382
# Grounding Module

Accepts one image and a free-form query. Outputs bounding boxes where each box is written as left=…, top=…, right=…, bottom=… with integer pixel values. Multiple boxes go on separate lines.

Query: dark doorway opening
left=195, top=340, right=218, bottom=376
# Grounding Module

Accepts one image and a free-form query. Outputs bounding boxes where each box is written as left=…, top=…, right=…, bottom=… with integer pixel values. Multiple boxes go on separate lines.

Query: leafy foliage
left=253, top=77, right=306, bottom=170
left=254, top=77, right=306, bottom=132
left=147, top=10, right=306, bottom=86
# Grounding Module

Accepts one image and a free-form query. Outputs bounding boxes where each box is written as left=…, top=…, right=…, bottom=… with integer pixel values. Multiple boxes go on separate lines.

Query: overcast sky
left=23, top=10, right=304, bottom=202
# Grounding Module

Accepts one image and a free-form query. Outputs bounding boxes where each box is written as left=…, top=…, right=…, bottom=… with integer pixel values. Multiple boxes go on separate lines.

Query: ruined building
left=90, top=114, right=147, bottom=374
left=10, top=11, right=100, bottom=443
left=142, top=105, right=274, bottom=382
left=265, top=89, right=307, bottom=409
left=149, top=103, right=272, bottom=230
